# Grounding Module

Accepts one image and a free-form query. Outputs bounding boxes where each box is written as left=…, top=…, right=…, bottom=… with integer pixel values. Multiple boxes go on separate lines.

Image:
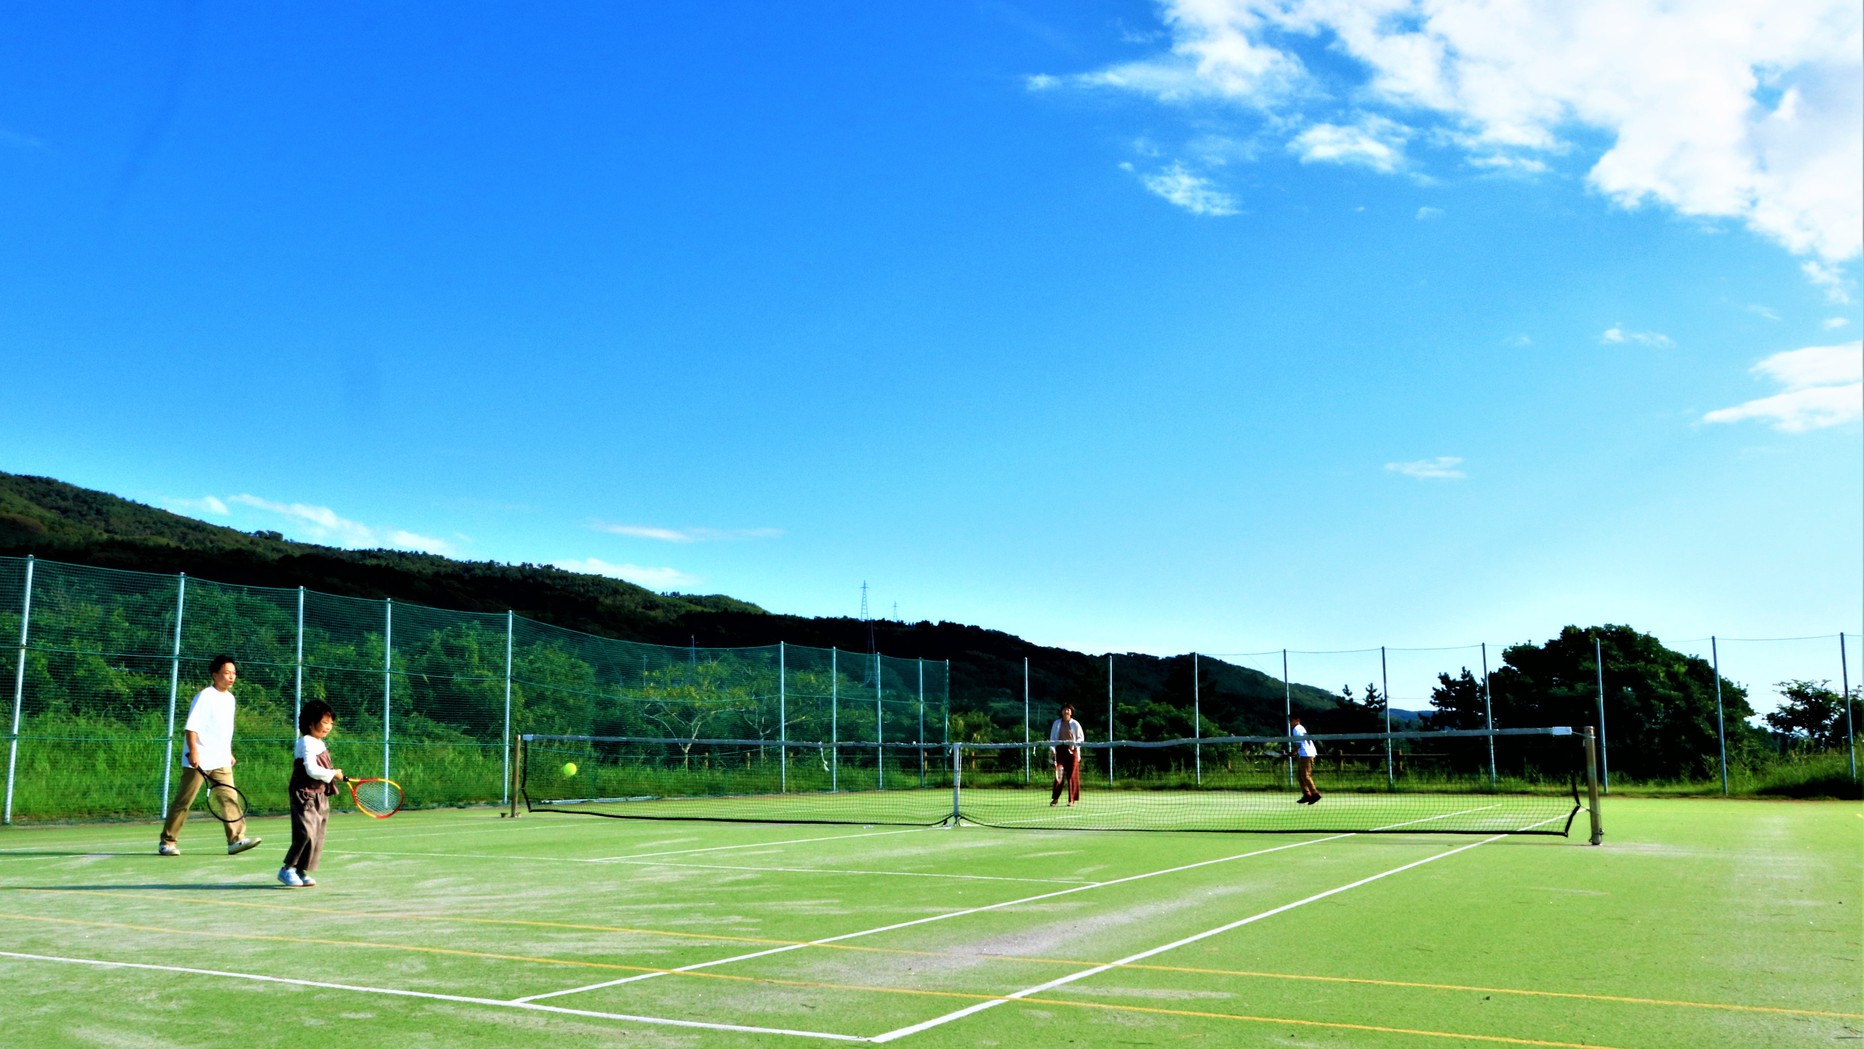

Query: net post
left=1711, top=636, right=1728, bottom=796
left=778, top=642, right=787, bottom=794
left=1193, top=652, right=1202, bottom=786
left=949, top=740, right=960, bottom=827
left=1022, top=656, right=1029, bottom=786
left=830, top=647, right=839, bottom=792
left=1841, top=632, right=1856, bottom=782
left=1583, top=726, right=1603, bottom=845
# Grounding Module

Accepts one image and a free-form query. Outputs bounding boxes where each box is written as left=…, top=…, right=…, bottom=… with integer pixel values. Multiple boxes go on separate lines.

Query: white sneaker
left=227, top=837, right=262, bottom=855
left=298, top=871, right=316, bottom=887
left=157, top=842, right=180, bottom=856
left=277, top=866, right=304, bottom=887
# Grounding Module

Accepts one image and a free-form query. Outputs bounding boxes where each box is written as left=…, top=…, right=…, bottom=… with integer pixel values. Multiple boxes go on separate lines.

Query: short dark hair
left=299, top=699, right=336, bottom=735
left=209, top=655, right=237, bottom=675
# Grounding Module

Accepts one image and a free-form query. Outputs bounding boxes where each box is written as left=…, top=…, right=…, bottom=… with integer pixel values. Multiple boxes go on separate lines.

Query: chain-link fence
left=0, top=556, right=947, bottom=823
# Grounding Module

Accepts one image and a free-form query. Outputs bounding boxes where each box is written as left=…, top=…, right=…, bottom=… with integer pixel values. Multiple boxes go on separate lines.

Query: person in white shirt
left=280, top=700, right=346, bottom=888
left=1048, top=704, right=1085, bottom=807
left=158, top=655, right=262, bottom=855
left=1290, top=713, right=1321, bottom=804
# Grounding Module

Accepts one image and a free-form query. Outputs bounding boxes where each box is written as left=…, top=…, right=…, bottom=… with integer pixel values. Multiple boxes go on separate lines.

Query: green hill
left=0, top=470, right=1335, bottom=736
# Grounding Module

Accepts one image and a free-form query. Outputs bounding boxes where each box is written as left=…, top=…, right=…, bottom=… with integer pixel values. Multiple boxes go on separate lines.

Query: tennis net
left=515, top=726, right=1594, bottom=836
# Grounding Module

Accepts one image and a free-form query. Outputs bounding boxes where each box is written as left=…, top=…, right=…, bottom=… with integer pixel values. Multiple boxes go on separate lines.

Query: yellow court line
left=8, top=887, right=1856, bottom=1021
left=1013, top=996, right=1627, bottom=1049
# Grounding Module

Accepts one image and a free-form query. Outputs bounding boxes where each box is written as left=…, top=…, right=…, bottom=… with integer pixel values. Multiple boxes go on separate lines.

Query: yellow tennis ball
left=562, top=762, right=578, bottom=776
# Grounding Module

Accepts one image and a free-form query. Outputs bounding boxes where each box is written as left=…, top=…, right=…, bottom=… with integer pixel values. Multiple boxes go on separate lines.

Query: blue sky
left=2, top=2, right=1859, bottom=713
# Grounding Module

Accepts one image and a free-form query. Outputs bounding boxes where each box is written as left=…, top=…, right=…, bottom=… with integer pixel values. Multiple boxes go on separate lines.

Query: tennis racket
left=196, top=769, right=250, bottom=823
left=347, top=777, right=404, bottom=818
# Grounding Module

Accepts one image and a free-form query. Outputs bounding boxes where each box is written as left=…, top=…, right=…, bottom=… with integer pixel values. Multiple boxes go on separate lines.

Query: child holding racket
left=280, top=700, right=345, bottom=888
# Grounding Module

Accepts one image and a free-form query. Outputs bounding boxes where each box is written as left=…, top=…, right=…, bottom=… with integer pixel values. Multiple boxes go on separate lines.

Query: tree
left=1764, top=680, right=1862, bottom=749
left=1425, top=668, right=1488, bottom=730
left=1487, top=624, right=1764, bottom=782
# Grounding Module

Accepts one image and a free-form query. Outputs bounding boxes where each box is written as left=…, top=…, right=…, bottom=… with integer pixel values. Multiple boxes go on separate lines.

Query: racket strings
left=353, top=780, right=403, bottom=816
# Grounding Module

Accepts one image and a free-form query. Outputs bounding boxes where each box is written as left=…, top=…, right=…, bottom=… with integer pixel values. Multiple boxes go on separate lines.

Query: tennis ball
left=562, top=762, right=578, bottom=776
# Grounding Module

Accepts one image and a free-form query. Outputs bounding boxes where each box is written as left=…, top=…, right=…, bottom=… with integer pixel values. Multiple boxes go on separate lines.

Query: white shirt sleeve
left=294, top=736, right=338, bottom=783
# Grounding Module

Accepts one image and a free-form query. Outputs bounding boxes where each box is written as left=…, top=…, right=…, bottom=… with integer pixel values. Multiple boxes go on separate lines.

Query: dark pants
left=283, top=788, right=329, bottom=873
left=1051, top=748, right=1080, bottom=805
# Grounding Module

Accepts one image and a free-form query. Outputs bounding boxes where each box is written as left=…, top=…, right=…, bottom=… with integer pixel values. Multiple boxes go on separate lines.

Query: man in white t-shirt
left=157, top=655, right=262, bottom=855
left=1290, top=713, right=1321, bottom=804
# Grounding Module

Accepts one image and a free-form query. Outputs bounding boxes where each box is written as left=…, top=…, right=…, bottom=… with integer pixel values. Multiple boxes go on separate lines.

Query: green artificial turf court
left=0, top=796, right=1856, bottom=1048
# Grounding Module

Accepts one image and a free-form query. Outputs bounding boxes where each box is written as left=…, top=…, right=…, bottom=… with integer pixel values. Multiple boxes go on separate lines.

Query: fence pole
left=1022, top=656, right=1030, bottom=785
left=917, top=658, right=925, bottom=788
left=503, top=611, right=514, bottom=807
left=1842, top=632, right=1856, bottom=781
left=1481, top=642, right=1496, bottom=787
left=294, top=587, right=305, bottom=730
left=1712, top=636, right=1728, bottom=795
left=778, top=642, right=787, bottom=794
left=1282, top=649, right=1292, bottom=788
left=1193, top=652, right=1202, bottom=786
left=1583, top=726, right=1604, bottom=845
left=5, top=557, right=35, bottom=824
left=383, top=598, right=393, bottom=779
left=1107, top=654, right=1114, bottom=789
left=875, top=653, right=884, bottom=791
left=163, top=573, right=186, bottom=812
left=1381, top=645, right=1393, bottom=787
left=830, top=647, right=839, bottom=792
left=1594, top=635, right=1609, bottom=794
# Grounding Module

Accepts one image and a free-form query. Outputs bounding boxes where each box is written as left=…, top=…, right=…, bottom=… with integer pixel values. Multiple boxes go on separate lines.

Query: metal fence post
left=163, top=573, right=186, bottom=812
left=1022, top=656, right=1030, bottom=785
left=1192, top=653, right=1202, bottom=785
left=830, top=647, right=839, bottom=791
left=503, top=611, right=514, bottom=807
left=1381, top=645, right=1393, bottom=787
left=917, top=658, right=925, bottom=788
left=1481, top=641, right=1496, bottom=786
left=1594, top=635, right=1609, bottom=794
left=778, top=642, right=787, bottom=793
left=1107, top=654, right=1115, bottom=788
left=294, top=587, right=305, bottom=730
left=875, top=652, right=884, bottom=790
left=1282, top=649, right=1293, bottom=787
left=1712, top=636, right=1728, bottom=795
left=1842, top=632, right=1856, bottom=781
left=5, top=556, right=35, bottom=825
left=383, top=598, right=393, bottom=779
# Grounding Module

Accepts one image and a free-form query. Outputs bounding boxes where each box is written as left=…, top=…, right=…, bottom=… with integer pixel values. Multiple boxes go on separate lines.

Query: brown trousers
left=283, top=788, right=330, bottom=873
left=159, top=765, right=247, bottom=845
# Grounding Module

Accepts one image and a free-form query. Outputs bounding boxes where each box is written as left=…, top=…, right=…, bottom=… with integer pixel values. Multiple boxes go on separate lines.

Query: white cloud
left=552, top=558, right=700, bottom=590
left=1045, top=1, right=1864, bottom=261
left=1504, top=334, right=1532, bottom=347
left=164, top=495, right=230, bottom=517
left=1824, top=317, right=1851, bottom=329
left=1416, top=206, right=1444, bottom=220
left=1802, top=260, right=1855, bottom=303
left=1386, top=456, right=1467, bottom=479
left=593, top=522, right=780, bottom=543
left=1132, top=163, right=1239, bottom=216
left=1600, top=325, right=1674, bottom=348
left=1746, top=304, right=1781, bottom=321
left=158, top=493, right=461, bottom=555
left=1290, top=117, right=1409, bottom=172
left=1702, top=340, right=1864, bottom=432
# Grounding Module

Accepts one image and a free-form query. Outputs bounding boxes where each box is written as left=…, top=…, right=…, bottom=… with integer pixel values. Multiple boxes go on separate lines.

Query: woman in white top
left=1049, top=704, right=1085, bottom=807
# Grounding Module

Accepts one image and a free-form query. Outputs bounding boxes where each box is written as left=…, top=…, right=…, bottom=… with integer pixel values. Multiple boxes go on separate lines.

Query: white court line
left=869, top=832, right=1513, bottom=1042
left=514, top=833, right=1353, bottom=1003
left=0, top=950, right=865, bottom=1043
left=320, top=849, right=1084, bottom=885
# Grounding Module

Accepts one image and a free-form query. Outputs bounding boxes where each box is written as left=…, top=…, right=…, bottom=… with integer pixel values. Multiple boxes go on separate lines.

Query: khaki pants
left=160, top=765, right=247, bottom=845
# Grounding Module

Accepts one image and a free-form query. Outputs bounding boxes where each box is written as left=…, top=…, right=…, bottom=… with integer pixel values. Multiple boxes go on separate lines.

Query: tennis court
left=0, top=796, right=1855, bottom=1047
